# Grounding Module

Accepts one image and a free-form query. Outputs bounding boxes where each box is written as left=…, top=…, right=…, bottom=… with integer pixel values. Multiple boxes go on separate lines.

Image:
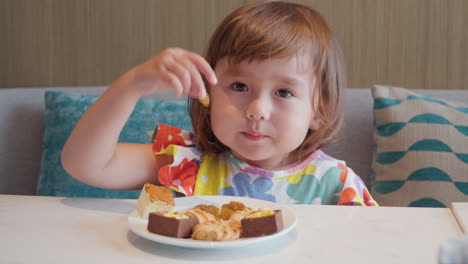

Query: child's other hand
left=122, top=48, right=217, bottom=98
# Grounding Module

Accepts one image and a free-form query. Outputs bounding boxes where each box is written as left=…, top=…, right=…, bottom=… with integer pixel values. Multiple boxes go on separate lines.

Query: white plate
left=128, top=195, right=297, bottom=249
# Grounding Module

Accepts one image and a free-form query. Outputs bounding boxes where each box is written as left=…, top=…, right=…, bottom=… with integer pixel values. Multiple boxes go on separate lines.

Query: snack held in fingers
left=137, top=183, right=175, bottom=219
left=199, top=96, right=210, bottom=107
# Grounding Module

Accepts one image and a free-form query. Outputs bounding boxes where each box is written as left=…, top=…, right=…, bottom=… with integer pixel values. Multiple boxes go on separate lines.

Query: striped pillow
left=371, top=85, right=468, bottom=207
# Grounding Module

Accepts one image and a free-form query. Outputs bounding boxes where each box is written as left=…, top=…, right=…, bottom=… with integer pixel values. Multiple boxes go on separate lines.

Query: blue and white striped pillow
left=371, top=85, right=468, bottom=207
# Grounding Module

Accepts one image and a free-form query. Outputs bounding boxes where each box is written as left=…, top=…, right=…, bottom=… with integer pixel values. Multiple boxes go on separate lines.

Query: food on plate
left=146, top=208, right=218, bottom=238
left=191, top=219, right=242, bottom=241
left=220, top=201, right=248, bottom=220
left=148, top=211, right=198, bottom=238
left=241, top=210, right=284, bottom=238
left=137, top=183, right=175, bottom=219
left=139, top=189, right=284, bottom=241
left=184, top=208, right=218, bottom=223
left=192, top=204, right=222, bottom=219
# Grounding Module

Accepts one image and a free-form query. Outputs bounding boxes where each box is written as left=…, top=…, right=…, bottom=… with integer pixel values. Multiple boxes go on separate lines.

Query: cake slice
left=241, top=210, right=283, bottom=238
left=147, top=207, right=219, bottom=238
left=148, top=211, right=198, bottom=238
left=137, top=183, right=175, bottom=219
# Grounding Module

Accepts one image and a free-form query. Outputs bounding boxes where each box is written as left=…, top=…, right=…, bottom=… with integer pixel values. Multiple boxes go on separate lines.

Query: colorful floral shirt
left=152, top=123, right=378, bottom=206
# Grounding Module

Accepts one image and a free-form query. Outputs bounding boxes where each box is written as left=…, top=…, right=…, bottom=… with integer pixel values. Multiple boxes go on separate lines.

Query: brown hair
left=189, top=0, right=345, bottom=161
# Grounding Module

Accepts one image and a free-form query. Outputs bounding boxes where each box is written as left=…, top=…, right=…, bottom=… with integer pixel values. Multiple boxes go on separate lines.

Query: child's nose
left=245, top=97, right=271, bottom=121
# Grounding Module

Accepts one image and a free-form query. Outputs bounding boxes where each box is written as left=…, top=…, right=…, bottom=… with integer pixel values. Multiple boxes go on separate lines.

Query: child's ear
left=309, top=83, right=321, bottom=131
left=309, top=117, right=321, bottom=131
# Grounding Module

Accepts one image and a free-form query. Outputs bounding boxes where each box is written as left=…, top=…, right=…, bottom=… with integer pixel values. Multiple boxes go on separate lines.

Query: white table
left=451, top=203, right=468, bottom=233
left=0, top=195, right=462, bottom=264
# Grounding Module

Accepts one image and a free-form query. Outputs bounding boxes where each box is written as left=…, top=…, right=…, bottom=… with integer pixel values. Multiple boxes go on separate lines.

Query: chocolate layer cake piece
left=148, top=212, right=199, bottom=238
left=241, top=210, right=284, bottom=238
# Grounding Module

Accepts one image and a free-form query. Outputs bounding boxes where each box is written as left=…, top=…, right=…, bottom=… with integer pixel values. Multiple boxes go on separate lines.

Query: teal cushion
left=37, top=90, right=192, bottom=198
left=371, top=85, right=468, bottom=207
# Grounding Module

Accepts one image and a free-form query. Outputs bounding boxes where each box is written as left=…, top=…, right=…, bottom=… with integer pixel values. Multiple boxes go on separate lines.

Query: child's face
left=209, top=55, right=320, bottom=170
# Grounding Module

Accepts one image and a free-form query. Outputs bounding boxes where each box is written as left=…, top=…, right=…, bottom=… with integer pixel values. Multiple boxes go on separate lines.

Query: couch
left=1, top=86, right=467, bottom=206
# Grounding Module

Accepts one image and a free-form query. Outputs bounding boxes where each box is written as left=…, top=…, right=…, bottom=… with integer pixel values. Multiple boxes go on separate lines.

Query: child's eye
left=231, top=82, right=248, bottom=92
left=275, top=89, right=293, bottom=98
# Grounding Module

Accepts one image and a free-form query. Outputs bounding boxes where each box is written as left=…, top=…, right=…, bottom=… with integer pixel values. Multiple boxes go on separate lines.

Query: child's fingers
left=162, top=71, right=184, bottom=97
left=185, top=51, right=217, bottom=85
left=140, top=48, right=212, bottom=97
left=191, top=70, right=207, bottom=99
left=174, top=56, right=207, bottom=99
left=165, top=61, right=192, bottom=96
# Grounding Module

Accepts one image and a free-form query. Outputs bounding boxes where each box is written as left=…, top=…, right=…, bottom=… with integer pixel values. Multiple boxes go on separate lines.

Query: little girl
left=62, top=0, right=377, bottom=206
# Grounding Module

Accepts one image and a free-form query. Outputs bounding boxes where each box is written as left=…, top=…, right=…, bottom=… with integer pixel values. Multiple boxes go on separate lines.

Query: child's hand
left=122, top=48, right=218, bottom=98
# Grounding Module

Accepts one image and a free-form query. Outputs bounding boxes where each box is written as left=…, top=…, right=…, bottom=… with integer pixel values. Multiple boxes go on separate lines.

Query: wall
left=1, top=0, right=467, bottom=89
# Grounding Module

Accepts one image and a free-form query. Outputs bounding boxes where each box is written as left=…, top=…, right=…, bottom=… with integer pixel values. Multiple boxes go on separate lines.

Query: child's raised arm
left=61, top=48, right=217, bottom=190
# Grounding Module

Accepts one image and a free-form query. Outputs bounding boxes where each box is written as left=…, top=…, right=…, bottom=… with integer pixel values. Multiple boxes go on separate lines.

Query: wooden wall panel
left=1, top=0, right=467, bottom=90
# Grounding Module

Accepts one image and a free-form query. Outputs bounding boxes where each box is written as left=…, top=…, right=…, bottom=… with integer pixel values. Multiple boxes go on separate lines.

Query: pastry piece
left=137, top=183, right=175, bottom=219
left=220, top=201, right=248, bottom=220
left=147, top=211, right=198, bottom=238
left=193, top=204, right=221, bottom=219
left=228, top=209, right=254, bottom=222
left=241, top=210, right=284, bottom=238
left=184, top=208, right=218, bottom=223
left=192, top=219, right=242, bottom=241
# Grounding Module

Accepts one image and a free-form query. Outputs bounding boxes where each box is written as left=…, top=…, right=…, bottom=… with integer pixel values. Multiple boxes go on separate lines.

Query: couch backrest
left=1, top=87, right=466, bottom=195
left=0, top=87, right=180, bottom=195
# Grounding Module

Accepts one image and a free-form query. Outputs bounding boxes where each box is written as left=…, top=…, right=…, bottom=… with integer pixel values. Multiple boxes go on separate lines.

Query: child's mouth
left=242, top=132, right=266, bottom=140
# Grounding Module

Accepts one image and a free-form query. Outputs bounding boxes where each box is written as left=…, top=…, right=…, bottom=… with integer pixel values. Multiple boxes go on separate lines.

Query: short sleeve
left=152, top=123, right=202, bottom=196
left=337, top=166, right=379, bottom=206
